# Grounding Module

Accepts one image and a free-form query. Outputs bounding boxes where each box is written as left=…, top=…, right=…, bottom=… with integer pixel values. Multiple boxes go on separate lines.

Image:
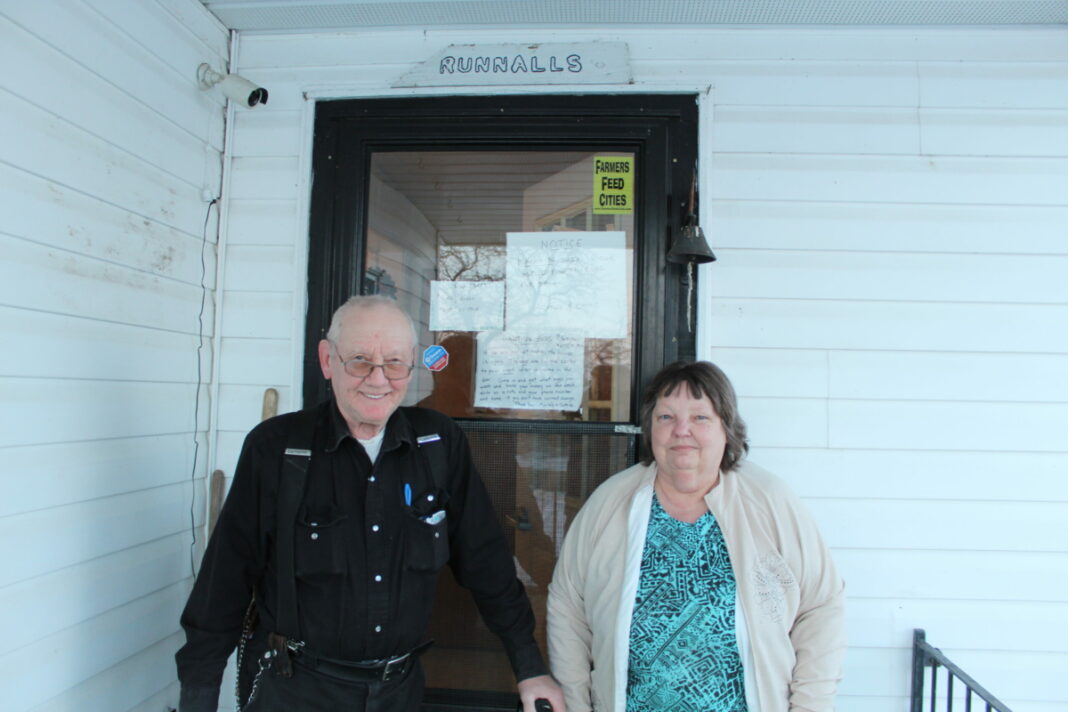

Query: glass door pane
left=367, top=150, right=636, bottom=423
left=364, top=149, right=639, bottom=694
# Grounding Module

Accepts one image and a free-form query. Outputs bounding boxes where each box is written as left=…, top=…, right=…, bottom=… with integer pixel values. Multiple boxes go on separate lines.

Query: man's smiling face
left=318, top=302, right=415, bottom=439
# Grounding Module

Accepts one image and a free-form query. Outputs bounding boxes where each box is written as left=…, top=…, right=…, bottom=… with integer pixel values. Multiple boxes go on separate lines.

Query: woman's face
left=650, top=386, right=728, bottom=497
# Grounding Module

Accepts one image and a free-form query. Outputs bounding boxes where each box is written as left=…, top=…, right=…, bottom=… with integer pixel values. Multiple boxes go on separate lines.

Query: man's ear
left=318, top=339, right=334, bottom=380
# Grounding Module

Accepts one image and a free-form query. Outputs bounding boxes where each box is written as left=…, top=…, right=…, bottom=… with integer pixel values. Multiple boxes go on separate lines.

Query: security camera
left=197, top=63, right=268, bottom=109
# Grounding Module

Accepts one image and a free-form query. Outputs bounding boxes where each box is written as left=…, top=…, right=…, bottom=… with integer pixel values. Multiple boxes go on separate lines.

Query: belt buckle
left=380, top=653, right=409, bottom=681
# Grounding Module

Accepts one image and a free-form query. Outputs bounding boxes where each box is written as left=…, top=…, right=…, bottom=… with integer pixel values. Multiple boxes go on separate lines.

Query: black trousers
left=244, top=655, right=425, bottom=712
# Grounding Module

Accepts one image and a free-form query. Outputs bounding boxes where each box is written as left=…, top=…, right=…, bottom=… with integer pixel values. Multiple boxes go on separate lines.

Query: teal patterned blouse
left=625, top=495, right=748, bottom=712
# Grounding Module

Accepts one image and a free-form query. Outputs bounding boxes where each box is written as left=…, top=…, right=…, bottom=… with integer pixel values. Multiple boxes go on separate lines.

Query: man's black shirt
left=176, top=400, right=546, bottom=705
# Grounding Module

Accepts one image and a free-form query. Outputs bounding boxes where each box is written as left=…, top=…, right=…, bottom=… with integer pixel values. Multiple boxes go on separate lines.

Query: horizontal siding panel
left=708, top=249, right=1068, bottom=304
left=231, top=110, right=305, bottom=158
left=705, top=200, right=1068, bottom=254
left=226, top=199, right=300, bottom=246
left=811, top=499, right=1068, bottom=552
left=213, top=431, right=249, bottom=479
left=838, top=646, right=909, bottom=698
left=704, top=298, right=1068, bottom=353
left=218, top=337, right=293, bottom=386
left=921, top=108, right=1068, bottom=157
left=222, top=245, right=297, bottom=292
left=0, top=582, right=188, bottom=711
left=829, top=400, right=1068, bottom=452
left=829, top=350, right=1068, bottom=402
left=920, top=62, right=1068, bottom=109
left=0, top=533, right=192, bottom=656
left=217, top=384, right=295, bottom=433
left=0, top=163, right=218, bottom=286
left=0, top=482, right=202, bottom=589
left=237, top=30, right=432, bottom=68
left=711, top=106, right=919, bottom=155
left=0, top=236, right=216, bottom=333
left=704, top=347, right=828, bottom=398
left=0, top=379, right=207, bottom=448
left=672, top=60, right=918, bottom=107
left=737, top=396, right=827, bottom=448
left=834, top=548, right=1068, bottom=601
left=1, top=434, right=200, bottom=518
left=708, top=153, right=1068, bottom=206
left=747, top=448, right=1068, bottom=502
left=33, top=633, right=184, bottom=712
left=2, top=1, right=224, bottom=136
left=97, top=0, right=227, bottom=79
left=0, top=21, right=223, bottom=179
left=0, top=91, right=210, bottom=235
left=237, top=28, right=1068, bottom=69
left=847, top=598, right=1068, bottom=652
left=0, top=306, right=207, bottom=383
left=228, top=156, right=303, bottom=201
left=826, top=697, right=900, bottom=712
left=626, top=27, right=1068, bottom=63
left=220, top=291, right=295, bottom=339
left=154, top=0, right=230, bottom=58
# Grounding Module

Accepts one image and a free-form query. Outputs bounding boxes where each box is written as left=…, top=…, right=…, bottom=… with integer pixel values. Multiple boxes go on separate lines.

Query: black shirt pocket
left=294, top=506, right=347, bottom=579
left=404, top=509, right=449, bottom=572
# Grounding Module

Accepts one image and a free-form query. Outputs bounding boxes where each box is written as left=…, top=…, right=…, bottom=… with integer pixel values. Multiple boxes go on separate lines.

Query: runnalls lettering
left=440, top=53, right=584, bottom=75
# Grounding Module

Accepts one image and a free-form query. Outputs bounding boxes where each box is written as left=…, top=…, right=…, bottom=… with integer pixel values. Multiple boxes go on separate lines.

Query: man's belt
left=268, top=634, right=433, bottom=683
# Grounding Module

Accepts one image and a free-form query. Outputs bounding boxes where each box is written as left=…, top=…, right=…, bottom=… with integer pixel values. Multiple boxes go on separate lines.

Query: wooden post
left=208, top=469, right=225, bottom=537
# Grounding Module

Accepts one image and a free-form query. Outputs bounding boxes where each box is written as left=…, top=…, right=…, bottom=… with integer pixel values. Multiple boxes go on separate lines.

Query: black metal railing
left=911, top=628, right=1013, bottom=712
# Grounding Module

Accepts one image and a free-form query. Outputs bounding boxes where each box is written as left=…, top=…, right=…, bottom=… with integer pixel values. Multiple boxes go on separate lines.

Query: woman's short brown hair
left=638, top=360, right=749, bottom=472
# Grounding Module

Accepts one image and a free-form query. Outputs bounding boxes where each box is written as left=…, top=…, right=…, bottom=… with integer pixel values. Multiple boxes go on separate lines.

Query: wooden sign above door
left=392, top=41, right=632, bottom=87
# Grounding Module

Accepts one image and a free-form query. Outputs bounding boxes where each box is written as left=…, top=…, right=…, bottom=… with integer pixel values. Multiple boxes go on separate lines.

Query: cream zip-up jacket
left=547, top=460, right=845, bottom=712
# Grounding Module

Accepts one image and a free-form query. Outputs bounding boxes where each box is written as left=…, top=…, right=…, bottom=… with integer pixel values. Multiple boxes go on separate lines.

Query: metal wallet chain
left=239, top=647, right=277, bottom=711
left=235, top=599, right=261, bottom=711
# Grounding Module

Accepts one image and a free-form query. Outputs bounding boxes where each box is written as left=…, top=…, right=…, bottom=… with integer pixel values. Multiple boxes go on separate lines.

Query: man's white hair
left=325, top=295, right=418, bottom=346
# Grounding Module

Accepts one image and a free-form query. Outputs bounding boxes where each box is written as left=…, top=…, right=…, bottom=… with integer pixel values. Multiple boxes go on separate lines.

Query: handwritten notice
left=505, top=231, right=628, bottom=339
left=429, top=280, right=504, bottom=332
left=474, top=331, right=585, bottom=411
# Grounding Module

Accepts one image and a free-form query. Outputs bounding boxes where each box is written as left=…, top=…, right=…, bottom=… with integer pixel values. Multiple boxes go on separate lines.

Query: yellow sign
left=592, top=156, right=634, bottom=214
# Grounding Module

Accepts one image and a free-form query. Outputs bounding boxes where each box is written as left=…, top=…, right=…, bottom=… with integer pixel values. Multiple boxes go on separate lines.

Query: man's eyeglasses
left=331, top=343, right=414, bottom=381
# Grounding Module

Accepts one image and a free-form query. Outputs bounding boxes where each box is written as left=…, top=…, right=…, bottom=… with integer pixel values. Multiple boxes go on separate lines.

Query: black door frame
left=304, top=94, right=699, bottom=415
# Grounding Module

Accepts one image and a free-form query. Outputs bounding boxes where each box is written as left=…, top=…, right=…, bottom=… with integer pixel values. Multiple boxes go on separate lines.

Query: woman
left=548, top=361, right=845, bottom=712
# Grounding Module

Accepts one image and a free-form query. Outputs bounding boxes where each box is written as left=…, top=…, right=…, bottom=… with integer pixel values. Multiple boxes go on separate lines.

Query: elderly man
left=177, top=295, right=564, bottom=712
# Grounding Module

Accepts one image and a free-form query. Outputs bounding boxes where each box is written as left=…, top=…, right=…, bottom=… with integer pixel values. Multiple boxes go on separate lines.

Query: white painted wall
left=218, top=25, right=1068, bottom=711
left=0, top=1, right=228, bottom=709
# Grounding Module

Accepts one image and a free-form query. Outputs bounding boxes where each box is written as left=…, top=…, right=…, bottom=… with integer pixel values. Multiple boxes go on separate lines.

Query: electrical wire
left=191, top=198, right=218, bottom=578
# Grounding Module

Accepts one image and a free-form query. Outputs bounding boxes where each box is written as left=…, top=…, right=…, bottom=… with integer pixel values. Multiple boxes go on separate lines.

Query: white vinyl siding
left=215, top=25, right=1068, bottom=711
left=0, top=1, right=227, bottom=710
left=698, top=27, right=1068, bottom=712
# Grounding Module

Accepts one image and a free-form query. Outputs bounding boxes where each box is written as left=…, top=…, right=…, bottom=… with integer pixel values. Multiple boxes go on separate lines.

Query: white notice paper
left=474, top=331, right=585, bottom=411
left=429, top=281, right=505, bottom=332
left=505, top=231, right=627, bottom=338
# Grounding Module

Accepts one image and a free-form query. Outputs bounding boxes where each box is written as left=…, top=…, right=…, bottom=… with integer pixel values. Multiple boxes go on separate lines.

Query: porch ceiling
left=200, top=0, right=1068, bottom=32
